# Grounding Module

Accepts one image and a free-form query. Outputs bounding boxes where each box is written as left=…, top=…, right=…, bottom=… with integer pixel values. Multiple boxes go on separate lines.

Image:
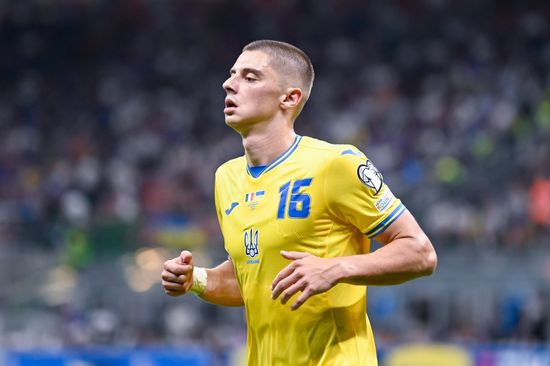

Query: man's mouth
left=224, top=98, right=238, bottom=113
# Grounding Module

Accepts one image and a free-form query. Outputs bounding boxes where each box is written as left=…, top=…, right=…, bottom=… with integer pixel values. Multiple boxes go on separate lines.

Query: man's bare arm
left=336, top=210, right=437, bottom=285
left=271, top=210, right=437, bottom=310
left=201, top=259, right=244, bottom=306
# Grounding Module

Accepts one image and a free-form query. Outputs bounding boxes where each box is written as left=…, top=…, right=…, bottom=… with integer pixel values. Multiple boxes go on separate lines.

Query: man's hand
left=271, top=251, right=341, bottom=311
left=161, top=250, right=194, bottom=296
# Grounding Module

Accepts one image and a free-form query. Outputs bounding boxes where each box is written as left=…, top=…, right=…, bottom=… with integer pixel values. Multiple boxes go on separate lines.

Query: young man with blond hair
left=162, top=40, right=437, bottom=365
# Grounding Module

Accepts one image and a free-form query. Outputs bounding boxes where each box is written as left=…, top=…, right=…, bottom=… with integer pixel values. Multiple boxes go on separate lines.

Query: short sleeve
left=324, top=149, right=406, bottom=238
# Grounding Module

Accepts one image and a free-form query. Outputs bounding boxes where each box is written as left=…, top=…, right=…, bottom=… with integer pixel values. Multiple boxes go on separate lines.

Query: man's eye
left=245, top=76, right=256, bottom=82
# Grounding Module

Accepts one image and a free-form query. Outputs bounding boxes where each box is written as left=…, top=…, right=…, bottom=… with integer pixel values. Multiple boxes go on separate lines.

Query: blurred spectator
left=529, top=177, right=550, bottom=227
left=0, top=0, right=548, bottom=352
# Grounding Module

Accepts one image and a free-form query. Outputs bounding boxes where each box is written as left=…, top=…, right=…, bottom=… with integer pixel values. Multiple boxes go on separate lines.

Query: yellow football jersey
left=214, top=136, right=405, bottom=366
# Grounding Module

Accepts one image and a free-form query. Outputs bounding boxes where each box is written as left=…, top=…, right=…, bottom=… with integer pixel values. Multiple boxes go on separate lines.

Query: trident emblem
left=244, top=228, right=259, bottom=258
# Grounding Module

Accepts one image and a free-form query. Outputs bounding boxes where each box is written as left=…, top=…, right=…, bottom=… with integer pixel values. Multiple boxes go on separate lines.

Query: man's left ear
left=280, top=88, right=303, bottom=110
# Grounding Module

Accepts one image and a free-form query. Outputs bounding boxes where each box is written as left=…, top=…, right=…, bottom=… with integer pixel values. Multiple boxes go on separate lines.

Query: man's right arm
left=200, top=259, right=244, bottom=306
left=162, top=251, right=244, bottom=307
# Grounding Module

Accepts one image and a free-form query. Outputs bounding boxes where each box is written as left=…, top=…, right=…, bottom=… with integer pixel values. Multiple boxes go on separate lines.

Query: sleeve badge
left=357, top=160, right=384, bottom=194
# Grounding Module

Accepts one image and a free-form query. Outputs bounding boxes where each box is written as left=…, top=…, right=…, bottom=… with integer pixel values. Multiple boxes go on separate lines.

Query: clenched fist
left=161, top=250, right=194, bottom=296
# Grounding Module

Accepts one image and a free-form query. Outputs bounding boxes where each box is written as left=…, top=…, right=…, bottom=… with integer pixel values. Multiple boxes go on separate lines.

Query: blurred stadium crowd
left=0, top=0, right=549, bottom=357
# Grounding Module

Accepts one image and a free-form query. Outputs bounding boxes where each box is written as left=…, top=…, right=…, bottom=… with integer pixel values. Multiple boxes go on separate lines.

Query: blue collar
left=248, top=165, right=268, bottom=178
left=246, top=135, right=302, bottom=178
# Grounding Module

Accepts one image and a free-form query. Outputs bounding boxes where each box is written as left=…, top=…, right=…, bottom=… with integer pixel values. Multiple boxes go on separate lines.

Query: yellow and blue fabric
left=214, top=135, right=405, bottom=366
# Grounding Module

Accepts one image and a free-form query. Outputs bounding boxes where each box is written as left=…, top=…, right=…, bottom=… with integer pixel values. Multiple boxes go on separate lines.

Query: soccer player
left=161, top=40, right=437, bottom=365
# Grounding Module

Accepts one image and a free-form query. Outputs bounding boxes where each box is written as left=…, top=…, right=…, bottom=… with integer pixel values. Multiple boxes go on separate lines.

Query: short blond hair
left=243, top=40, right=314, bottom=117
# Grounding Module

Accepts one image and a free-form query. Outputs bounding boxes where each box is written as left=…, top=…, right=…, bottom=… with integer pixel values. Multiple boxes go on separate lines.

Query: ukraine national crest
left=244, top=227, right=259, bottom=258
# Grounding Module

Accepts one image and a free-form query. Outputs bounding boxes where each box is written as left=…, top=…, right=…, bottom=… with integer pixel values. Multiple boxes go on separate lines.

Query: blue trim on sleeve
left=365, top=203, right=406, bottom=238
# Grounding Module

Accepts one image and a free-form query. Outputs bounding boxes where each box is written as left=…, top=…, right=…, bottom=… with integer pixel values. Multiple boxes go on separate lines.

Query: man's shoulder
left=215, top=155, right=246, bottom=177
left=300, top=136, right=366, bottom=160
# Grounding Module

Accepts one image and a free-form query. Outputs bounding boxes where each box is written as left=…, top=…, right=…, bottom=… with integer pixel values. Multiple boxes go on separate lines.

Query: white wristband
left=189, top=267, right=207, bottom=296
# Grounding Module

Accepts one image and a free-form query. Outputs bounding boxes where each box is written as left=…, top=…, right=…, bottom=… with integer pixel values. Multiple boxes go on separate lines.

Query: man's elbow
left=418, top=235, right=437, bottom=276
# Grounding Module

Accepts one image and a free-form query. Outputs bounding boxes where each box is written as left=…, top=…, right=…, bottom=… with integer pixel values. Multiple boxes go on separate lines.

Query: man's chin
left=225, top=116, right=255, bottom=134
left=224, top=114, right=243, bottom=126
left=224, top=116, right=237, bottom=125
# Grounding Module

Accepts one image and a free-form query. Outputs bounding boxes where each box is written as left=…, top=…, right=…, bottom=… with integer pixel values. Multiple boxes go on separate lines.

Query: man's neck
left=241, top=122, right=297, bottom=167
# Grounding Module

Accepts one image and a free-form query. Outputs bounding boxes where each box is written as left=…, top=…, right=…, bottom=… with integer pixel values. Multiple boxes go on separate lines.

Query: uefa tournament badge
left=357, top=160, right=383, bottom=195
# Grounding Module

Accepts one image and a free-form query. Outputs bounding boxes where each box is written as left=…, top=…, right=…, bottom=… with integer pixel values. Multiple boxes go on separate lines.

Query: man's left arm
left=335, top=209, right=436, bottom=285
left=271, top=209, right=437, bottom=310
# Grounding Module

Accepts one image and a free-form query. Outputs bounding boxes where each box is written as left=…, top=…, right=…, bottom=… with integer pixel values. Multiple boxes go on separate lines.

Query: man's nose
left=223, top=76, right=236, bottom=94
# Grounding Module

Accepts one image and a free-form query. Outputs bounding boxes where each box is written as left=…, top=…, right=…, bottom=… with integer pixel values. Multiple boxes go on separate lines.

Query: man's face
left=222, top=50, right=285, bottom=128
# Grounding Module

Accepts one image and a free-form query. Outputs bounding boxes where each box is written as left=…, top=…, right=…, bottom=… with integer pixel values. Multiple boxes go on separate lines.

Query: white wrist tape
left=189, top=267, right=207, bottom=296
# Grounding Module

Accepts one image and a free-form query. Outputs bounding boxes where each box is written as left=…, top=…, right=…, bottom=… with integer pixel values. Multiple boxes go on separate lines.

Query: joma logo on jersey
left=244, top=228, right=259, bottom=263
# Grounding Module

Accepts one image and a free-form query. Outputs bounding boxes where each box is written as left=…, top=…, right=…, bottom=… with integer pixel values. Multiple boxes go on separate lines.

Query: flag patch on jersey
left=245, top=190, right=265, bottom=209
